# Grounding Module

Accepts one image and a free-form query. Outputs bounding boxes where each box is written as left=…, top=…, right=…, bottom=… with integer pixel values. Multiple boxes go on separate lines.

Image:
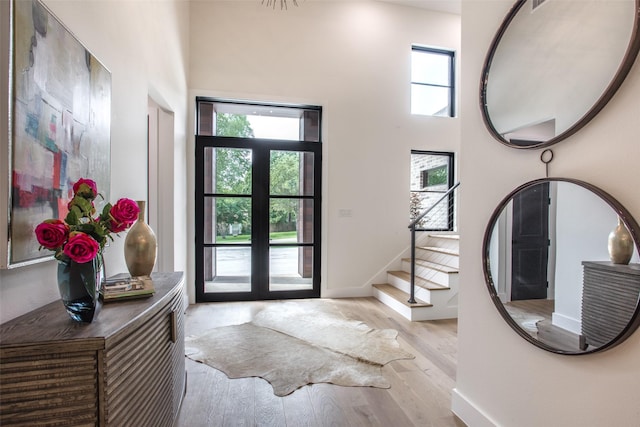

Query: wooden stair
left=387, top=270, right=449, bottom=291
left=372, top=284, right=432, bottom=308
left=373, top=233, right=459, bottom=321
left=416, top=246, right=459, bottom=256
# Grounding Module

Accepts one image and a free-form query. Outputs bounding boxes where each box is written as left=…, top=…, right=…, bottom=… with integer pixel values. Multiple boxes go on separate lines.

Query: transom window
left=197, top=99, right=321, bottom=142
left=411, top=45, right=455, bottom=117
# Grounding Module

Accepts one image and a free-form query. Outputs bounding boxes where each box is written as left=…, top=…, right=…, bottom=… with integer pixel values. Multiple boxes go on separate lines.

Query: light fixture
left=262, top=0, right=299, bottom=10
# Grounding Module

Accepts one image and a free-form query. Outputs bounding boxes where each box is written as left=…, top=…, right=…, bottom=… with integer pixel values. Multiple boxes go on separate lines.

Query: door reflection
left=485, top=179, right=640, bottom=354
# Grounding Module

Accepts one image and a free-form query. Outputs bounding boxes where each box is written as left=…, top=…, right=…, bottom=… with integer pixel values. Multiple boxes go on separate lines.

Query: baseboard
left=451, top=388, right=497, bottom=427
left=321, top=286, right=373, bottom=299
left=551, top=312, right=581, bottom=335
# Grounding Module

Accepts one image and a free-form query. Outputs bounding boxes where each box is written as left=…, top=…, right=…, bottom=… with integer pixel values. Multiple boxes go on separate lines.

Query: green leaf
left=73, top=196, right=93, bottom=215
left=65, top=208, right=79, bottom=225
left=101, top=203, right=113, bottom=220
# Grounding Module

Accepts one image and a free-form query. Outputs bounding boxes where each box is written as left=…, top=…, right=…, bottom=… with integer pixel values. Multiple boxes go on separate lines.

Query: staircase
left=373, top=233, right=459, bottom=321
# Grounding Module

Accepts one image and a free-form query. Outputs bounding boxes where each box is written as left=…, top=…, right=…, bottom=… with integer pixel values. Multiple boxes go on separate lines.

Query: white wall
left=0, top=0, right=190, bottom=323
left=487, top=0, right=634, bottom=138
left=552, top=182, right=634, bottom=334
left=454, top=1, right=640, bottom=425
left=188, top=0, right=461, bottom=302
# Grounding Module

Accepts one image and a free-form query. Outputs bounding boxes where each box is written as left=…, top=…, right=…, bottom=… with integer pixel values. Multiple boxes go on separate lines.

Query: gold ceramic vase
left=608, top=217, right=633, bottom=265
left=124, top=201, right=157, bottom=277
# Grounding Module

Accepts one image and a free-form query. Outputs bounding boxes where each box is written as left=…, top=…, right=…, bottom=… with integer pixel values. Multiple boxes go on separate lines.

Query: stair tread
left=373, top=283, right=433, bottom=308
left=401, top=258, right=459, bottom=274
left=416, top=246, right=459, bottom=256
left=388, top=270, right=450, bottom=290
left=427, top=234, right=459, bottom=240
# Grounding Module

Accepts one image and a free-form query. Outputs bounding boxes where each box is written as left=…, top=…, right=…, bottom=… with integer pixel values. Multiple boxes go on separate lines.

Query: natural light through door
left=195, top=98, right=322, bottom=302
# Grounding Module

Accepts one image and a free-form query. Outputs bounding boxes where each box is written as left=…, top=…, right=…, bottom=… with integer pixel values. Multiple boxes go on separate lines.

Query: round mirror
left=481, top=0, right=640, bottom=148
left=483, top=178, right=640, bottom=354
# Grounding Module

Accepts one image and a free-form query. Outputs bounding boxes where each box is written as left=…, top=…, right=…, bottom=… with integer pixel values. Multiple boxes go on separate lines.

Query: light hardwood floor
left=175, top=297, right=465, bottom=427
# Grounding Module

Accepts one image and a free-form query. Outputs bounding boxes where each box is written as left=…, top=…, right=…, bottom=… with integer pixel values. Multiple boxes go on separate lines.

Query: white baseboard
left=551, top=312, right=581, bottom=335
left=321, top=286, right=373, bottom=299
left=451, top=388, right=497, bottom=427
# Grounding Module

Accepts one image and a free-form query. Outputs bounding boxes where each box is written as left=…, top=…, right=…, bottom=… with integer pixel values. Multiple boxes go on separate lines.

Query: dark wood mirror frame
left=482, top=178, right=640, bottom=354
left=480, top=0, right=640, bottom=149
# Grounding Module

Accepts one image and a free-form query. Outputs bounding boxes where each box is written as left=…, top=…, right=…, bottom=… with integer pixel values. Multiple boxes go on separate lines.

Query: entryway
left=194, top=99, right=322, bottom=302
left=175, top=298, right=463, bottom=426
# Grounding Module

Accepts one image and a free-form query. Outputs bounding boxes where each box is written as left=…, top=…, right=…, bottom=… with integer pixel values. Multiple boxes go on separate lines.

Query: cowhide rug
left=185, top=300, right=414, bottom=396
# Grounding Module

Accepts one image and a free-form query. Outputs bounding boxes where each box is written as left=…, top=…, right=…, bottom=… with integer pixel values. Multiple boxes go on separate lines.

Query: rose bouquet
left=35, top=178, right=140, bottom=264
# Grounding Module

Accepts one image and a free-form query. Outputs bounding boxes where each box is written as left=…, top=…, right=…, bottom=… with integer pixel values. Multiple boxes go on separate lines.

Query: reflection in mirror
left=481, top=0, right=640, bottom=148
left=483, top=179, right=640, bottom=354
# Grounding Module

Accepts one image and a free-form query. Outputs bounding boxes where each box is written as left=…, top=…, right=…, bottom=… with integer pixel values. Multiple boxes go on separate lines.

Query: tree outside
left=215, top=113, right=300, bottom=240
left=270, top=150, right=301, bottom=233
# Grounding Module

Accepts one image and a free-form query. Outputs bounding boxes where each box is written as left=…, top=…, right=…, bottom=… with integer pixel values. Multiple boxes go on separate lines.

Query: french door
left=195, top=136, right=321, bottom=302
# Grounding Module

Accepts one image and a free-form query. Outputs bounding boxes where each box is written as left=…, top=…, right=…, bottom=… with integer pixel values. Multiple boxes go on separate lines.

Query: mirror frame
left=480, top=0, right=640, bottom=149
left=482, top=178, right=640, bottom=354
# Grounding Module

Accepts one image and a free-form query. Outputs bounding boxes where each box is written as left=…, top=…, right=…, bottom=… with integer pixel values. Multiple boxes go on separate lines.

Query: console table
left=0, top=272, right=186, bottom=426
left=581, top=262, right=640, bottom=348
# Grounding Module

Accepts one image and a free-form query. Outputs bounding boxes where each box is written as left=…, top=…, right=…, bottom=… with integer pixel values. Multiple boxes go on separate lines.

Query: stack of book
left=101, top=276, right=155, bottom=302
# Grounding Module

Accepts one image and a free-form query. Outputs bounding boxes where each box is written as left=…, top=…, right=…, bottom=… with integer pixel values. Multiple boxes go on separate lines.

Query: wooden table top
left=0, top=272, right=184, bottom=350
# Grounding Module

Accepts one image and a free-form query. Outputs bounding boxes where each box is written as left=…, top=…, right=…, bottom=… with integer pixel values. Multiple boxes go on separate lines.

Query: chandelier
left=262, top=0, right=299, bottom=9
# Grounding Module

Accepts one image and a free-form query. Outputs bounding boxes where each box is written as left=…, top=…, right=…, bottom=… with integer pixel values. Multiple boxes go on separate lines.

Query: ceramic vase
left=57, top=255, right=103, bottom=323
left=608, top=217, right=633, bottom=265
left=124, top=200, right=157, bottom=277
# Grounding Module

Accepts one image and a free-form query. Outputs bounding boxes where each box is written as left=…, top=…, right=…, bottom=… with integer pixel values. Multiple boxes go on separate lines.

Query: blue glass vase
left=57, top=256, right=103, bottom=323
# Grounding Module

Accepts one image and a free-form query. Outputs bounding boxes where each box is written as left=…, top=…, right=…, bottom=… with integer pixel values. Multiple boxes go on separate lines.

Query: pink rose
left=110, top=198, right=140, bottom=228
left=35, top=219, right=69, bottom=249
left=108, top=219, right=129, bottom=233
left=63, top=232, right=99, bottom=263
left=73, top=178, right=98, bottom=200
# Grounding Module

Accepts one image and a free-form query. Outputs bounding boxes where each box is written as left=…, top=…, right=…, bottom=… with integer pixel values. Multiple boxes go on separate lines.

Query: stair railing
left=407, top=182, right=460, bottom=304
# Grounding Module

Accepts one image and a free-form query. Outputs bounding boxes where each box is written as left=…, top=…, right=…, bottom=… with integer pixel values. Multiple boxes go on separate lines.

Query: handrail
left=408, top=182, right=460, bottom=230
left=407, top=182, right=460, bottom=304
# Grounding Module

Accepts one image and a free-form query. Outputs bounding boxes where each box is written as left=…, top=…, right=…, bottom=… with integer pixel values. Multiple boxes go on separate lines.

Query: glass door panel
left=204, top=197, right=252, bottom=244
left=203, top=196, right=252, bottom=293
left=270, top=151, right=314, bottom=196
left=204, top=247, right=251, bottom=293
left=204, top=147, right=252, bottom=194
left=201, top=146, right=253, bottom=296
left=269, top=247, right=313, bottom=291
left=269, top=199, right=313, bottom=243
left=268, top=149, right=315, bottom=292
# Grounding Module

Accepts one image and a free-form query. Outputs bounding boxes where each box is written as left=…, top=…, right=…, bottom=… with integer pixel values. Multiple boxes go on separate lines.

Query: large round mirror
left=483, top=178, right=640, bottom=354
left=481, top=0, right=640, bottom=148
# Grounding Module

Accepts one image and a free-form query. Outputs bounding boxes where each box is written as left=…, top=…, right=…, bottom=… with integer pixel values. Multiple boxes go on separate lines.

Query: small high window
left=411, top=46, right=455, bottom=117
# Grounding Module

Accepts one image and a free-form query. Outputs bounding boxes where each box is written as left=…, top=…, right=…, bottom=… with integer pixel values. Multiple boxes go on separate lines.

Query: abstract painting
left=1, top=0, right=111, bottom=268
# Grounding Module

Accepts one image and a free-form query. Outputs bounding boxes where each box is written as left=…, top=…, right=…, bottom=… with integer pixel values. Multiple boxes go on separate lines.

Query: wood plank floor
left=175, top=297, right=465, bottom=427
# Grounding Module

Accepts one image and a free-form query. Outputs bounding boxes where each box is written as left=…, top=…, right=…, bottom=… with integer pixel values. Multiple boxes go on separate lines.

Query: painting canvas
left=1, top=0, right=111, bottom=268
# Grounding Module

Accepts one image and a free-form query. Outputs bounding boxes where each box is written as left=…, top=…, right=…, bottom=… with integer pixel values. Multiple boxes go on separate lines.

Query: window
left=421, top=164, right=448, bottom=189
left=411, top=46, right=455, bottom=117
left=410, top=150, right=455, bottom=231
left=197, top=99, right=321, bottom=142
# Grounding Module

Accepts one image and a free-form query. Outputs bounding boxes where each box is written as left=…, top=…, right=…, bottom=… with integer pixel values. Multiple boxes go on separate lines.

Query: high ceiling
left=378, top=0, right=461, bottom=15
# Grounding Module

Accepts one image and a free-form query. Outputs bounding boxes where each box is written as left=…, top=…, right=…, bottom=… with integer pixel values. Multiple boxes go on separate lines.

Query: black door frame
left=195, top=135, right=322, bottom=302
